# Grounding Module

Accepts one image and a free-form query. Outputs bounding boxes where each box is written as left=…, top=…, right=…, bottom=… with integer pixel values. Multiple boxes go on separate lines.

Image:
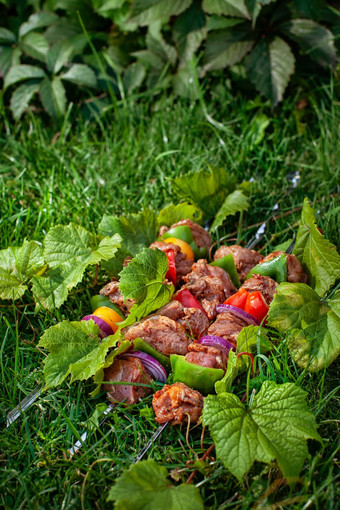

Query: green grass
left=0, top=83, right=339, bottom=509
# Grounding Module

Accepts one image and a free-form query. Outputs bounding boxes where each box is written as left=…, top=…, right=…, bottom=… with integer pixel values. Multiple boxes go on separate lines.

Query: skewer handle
left=6, top=383, right=44, bottom=427
left=68, top=403, right=115, bottom=457
left=134, top=421, right=169, bottom=463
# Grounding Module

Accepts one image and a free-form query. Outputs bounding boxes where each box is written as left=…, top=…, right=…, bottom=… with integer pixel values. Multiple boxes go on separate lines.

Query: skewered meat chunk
left=99, top=281, right=135, bottom=317
left=157, top=300, right=209, bottom=339
left=103, top=358, right=153, bottom=405
left=185, top=342, right=228, bottom=370
left=152, top=382, right=204, bottom=425
left=207, top=312, right=248, bottom=347
left=159, top=219, right=212, bottom=251
left=182, top=260, right=236, bottom=319
left=241, top=274, right=278, bottom=304
left=214, top=245, right=263, bottom=282
left=149, top=241, right=193, bottom=282
left=261, top=250, right=308, bottom=283
left=124, top=315, right=190, bottom=355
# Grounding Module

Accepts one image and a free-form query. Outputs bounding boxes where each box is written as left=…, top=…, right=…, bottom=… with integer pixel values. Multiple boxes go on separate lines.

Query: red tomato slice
left=165, top=250, right=177, bottom=287
left=244, top=291, right=269, bottom=322
left=175, top=288, right=206, bottom=314
left=224, top=288, right=249, bottom=309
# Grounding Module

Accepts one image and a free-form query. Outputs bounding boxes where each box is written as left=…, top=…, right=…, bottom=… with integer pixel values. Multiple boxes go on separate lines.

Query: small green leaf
left=268, top=283, right=340, bottom=371
left=47, top=40, right=76, bottom=74
left=280, top=19, right=337, bottom=68
left=158, top=202, right=203, bottom=227
left=21, top=32, right=49, bottom=63
left=61, top=63, right=97, bottom=88
left=118, top=248, right=174, bottom=327
left=4, top=64, right=46, bottom=89
left=210, top=189, right=249, bottom=231
left=171, top=166, right=237, bottom=222
left=203, top=24, right=253, bottom=70
left=246, top=37, right=295, bottom=106
left=19, top=12, right=59, bottom=37
left=107, top=459, right=204, bottom=509
left=40, top=76, right=67, bottom=118
left=0, top=47, right=20, bottom=77
left=99, top=209, right=158, bottom=257
left=123, top=62, right=146, bottom=94
left=203, top=381, right=321, bottom=480
left=293, top=198, right=340, bottom=296
left=129, top=0, right=191, bottom=26
left=0, top=28, right=16, bottom=44
left=10, top=81, right=40, bottom=120
left=37, top=320, right=117, bottom=388
left=0, top=269, right=27, bottom=300
left=203, top=0, right=250, bottom=18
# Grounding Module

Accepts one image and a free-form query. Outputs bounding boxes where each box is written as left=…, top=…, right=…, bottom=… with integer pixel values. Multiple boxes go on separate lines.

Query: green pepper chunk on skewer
left=170, top=354, right=224, bottom=395
left=210, top=254, right=240, bottom=287
left=159, top=225, right=208, bottom=259
left=246, top=253, right=287, bottom=283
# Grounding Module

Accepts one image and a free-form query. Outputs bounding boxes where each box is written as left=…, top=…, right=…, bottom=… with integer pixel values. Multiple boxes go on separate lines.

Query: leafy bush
left=0, top=0, right=338, bottom=119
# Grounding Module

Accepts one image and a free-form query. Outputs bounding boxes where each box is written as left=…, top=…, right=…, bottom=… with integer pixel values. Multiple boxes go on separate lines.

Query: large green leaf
left=280, top=19, right=337, bottom=68
left=19, top=12, right=59, bottom=37
left=203, top=381, right=321, bottom=481
left=246, top=36, right=295, bottom=106
left=39, top=76, right=67, bottom=118
left=47, top=39, right=77, bottom=74
left=0, top=269, right=27, bottom=300
left=173, top=4, right=207, bottom=63
left=118, top=248, right=174, bottom=327
left=98, top=209, right=158, bottom=257
left=123, top=62, right=146, bottom=94
left=4, top=65, right=46, bottom=89
left=129, top=0, right=192, bottom=26
left=61, top=63, right=97, bottom=88
left=268, top=283, right=340, bottom=371
left=0, top=28, right=16, bottom=44
left=171, top=166, right=237, bottom=221
left=203, top=0, right=250, bottom=19
left=246, top=0, right=277, bottom=25
left=37, top=320, right=117, bottom=388
left=10, top=81, right=40, bottom=120
left=210, top=189, right=249, bottom=231
left=0, top=47, right=21, bottom=77
left=293, top=198, right=340, bottom=296
left=107, top=459, right=204, bottom=509
left=21, top=32, right=49, bottom=63
left=203, top=24, right=253, bottom=70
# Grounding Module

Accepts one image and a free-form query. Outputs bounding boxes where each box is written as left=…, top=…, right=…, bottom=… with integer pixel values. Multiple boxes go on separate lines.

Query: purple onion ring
left=198, top=335, right=236, bottom=355
left=121, top=350, right=167, bottom=383
left=216, top=304, right=260, bottom=326
left=81, top=314, right=113, bottom=337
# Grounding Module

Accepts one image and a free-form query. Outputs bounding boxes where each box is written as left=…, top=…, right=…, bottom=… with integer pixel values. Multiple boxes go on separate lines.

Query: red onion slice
left=198, top=335, right=236, bottom=355
left=121, top=351, right=168, bottom=383
left=216, top=304, right=260, bottom=326
left=81, top=315, right=113, bottom=337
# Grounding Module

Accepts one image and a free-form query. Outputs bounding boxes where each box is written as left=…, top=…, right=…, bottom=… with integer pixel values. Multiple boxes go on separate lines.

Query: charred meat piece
left=103, top=358, right=153, bottom=405
left=182, top=260, right=236, bottom=319
left=157, top=300, right=209, bottom=339
left=124, top=315, right=190, bottom=355
left=241, top=274, right=278, bottom=304
left=159, top=219, right=212, bottom=251
left=152, top=382, right=204, bottom=425
left=207, top=312, right=248, bottom=346
left=149, top=241, right=193, bottom=283
left=214, top=245, right=263, bottom=282
left=185, top=342, right=228, bottom=370
left=261, top=250, right=308, bottom=284
left=99, top=281, right=135, bottom=317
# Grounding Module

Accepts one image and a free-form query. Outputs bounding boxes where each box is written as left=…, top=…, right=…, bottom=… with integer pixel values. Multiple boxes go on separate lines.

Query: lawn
left=0, top=85, right=339, bottom=509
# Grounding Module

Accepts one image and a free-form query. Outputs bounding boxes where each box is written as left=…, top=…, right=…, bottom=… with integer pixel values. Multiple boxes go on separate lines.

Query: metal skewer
left=134, top=422, right=169, bottom=463
left=6, top=383, right=44, bottom=427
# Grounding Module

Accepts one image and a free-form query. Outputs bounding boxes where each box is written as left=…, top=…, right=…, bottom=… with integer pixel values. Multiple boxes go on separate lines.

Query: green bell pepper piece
left=170, top=354, right=224, bottom=395
left=246, top=253, right=287, bottom=283
left=132, top=338, right=171, bottom=371
left=210, top=254, right=240, bottom=287
left=159, top=225, right=206, bottom=260
left=90, top=295, right=125, bottom=319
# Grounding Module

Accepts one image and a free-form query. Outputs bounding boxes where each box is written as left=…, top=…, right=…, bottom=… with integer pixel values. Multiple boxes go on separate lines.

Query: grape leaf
left=0, top=240, right=45, bottom=300
left=268, top=283, right=340, bottom=371
left=171, top=166, right=237, bottom=221
left=293, top=198, right=340, bottom=296
left=98, top=209, right=158, bottom=257
left=118, top=248, right=174, bottom=327
left=215, top=325, right=272, bottom=393
left=158, top=202, right=203, bottom=227
left=37, top=320, right=117, bottom=388
left=203, top=381, right=321, bottom=481
left=107, top=459, right=204, bottom=509
left=210, top=189, right=249, bottom=231
left=129, top=0, right=191, bottom=26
